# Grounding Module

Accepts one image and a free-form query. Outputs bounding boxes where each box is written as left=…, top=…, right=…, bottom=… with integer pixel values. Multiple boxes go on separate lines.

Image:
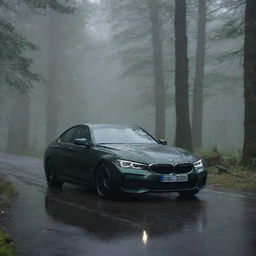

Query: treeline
left=0, top=0, right=255, bottom=166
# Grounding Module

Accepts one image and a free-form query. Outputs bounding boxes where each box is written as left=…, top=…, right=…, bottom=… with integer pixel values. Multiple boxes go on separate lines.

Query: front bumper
left=113, top=165, right=207, bottom=194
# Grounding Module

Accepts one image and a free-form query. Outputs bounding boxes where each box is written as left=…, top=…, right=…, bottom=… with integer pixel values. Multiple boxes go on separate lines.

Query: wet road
left=0, top=152, right=256, bottom=256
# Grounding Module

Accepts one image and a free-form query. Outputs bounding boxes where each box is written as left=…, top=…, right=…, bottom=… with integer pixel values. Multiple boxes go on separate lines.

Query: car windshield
left=92, top=126, right=158, bottom=144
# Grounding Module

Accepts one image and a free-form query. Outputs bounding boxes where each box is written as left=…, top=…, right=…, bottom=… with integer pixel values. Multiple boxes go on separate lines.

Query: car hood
left=96, top=143, right=199, bottom=164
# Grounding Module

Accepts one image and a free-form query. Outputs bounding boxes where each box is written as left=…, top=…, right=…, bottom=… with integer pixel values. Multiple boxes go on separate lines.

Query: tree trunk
left=174, top=0, right=193, bottom=151
left=46, top=10, right=61, bottom=144
left=242, top=0, right=256, bottom=165
left=7, top=94, right=30, bottom=153
left=148, top=0, right=166, bottom=139
left=192, top=0, right=206, bottom=148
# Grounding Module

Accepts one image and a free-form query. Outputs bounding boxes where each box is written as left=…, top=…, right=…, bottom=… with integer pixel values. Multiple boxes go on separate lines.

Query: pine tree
left=174, top=0, right=193, bottom=151
left=242, top=0, right=256, bottom=166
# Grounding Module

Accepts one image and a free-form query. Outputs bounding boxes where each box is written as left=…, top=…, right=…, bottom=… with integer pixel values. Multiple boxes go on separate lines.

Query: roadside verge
left=0, top=177, right=16, bottom=256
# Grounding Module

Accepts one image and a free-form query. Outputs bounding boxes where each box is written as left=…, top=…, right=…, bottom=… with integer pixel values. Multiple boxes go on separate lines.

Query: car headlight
left=194, top=159, right=203, bottom=168
left=193, top=159, right=205, bottom=172
left=114, top=159, right=148, bottom=170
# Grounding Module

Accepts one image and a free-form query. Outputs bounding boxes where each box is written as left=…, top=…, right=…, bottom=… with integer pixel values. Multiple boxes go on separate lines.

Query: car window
left=92, top=126, right=157, bottom=144
left=60, top=128, right=77, bottom=143
left=73, top=126, right=91, bottom=142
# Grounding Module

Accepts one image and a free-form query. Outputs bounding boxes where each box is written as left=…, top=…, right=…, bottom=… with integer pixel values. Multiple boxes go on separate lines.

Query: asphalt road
left=0, top=152, right=256, bottom=256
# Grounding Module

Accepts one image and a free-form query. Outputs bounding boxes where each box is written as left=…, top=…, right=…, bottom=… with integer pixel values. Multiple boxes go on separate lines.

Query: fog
left=0, top=0, right=245, bottom=154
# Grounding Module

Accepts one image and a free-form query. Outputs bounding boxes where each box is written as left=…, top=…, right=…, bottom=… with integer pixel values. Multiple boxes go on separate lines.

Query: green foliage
left=0, top=178, right=16, bottom=208
left=0, top=179, right=16, bottom=197
left=1, top=0, right=75, bottom=14
left=203, top=0, right=245, bottom=99
left=106, top=0, right=171, bottom=78
left=241, top=157, right=256, bottom=169
left=197, top=146, right=239, bottom=168
left=0, top=18, right=40, bottom=93
left=0, top=229, right=15, bottom=256
left=107, top=0, right=153, bottom=77
left=0, top=0, right=75, bottom=93
left=208, top=168, right=256, bottom=192
left=212, top=18, right=244, bottom=39
left=0, top=178, right=16, bottom=255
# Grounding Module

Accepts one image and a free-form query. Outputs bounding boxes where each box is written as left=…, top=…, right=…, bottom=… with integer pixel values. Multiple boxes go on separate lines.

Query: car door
left=70, top=126, right=94, bottom=181
left=57, top=127, right=78, bottom=180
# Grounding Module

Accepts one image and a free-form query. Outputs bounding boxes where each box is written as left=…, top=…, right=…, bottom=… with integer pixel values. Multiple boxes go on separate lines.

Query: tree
left=148, top=0, right=166, bottom=138
left=106, top=0, right=166, bottom=138
left=46, top=3, right=91, bottom=143
left=1, top=0, right=74, bottom=151
left=0, top=17, right=40, bottom=93
left=174, top=0, right=193, bottom=151
left=0, top=0, right=74, bottom=93
left=46, top=10, right=64, bottom=143
left=191, top=0, right=207, bottom=148
left=242, top=0, right=256, bottom=166
left=7, top=94, right=30, bottom=153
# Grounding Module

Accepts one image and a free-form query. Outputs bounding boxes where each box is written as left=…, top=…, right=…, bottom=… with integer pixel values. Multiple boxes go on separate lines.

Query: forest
left=0, top=0, right=255, bottom=168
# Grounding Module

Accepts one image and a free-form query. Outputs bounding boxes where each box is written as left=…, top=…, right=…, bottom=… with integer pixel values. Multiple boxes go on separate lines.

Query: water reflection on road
left=45, top=186, right=207, bottom=243
left=0, top=153, right=255, bottom=256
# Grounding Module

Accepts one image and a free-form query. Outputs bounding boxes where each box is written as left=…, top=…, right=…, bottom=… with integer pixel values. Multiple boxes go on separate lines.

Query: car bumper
left=112, top=165, right=207, bottom=194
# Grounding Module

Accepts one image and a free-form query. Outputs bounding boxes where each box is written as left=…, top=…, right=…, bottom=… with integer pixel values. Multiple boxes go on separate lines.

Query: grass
left=0, top=178, right=16, bottom=208
left=0, top=230, right=15, bottom=256
left=0, top=178, right=16, bottom=256
left=207, top=167, right=256, bottom=192
left=197, top=147, right=256, bottom=192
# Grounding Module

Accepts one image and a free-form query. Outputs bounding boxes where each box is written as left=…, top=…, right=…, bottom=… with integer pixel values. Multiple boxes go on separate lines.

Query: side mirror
left=159, top=139, right=167, bottom=145
left=74, top=138, right=91, bottom=147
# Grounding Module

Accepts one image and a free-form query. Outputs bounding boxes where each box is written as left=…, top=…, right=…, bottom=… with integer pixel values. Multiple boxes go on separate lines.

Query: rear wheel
left=178, top=189, right=199, bottom=198
left=95, top=163, right=113, bottom=198
left=45, top=159, right=63, bottom=188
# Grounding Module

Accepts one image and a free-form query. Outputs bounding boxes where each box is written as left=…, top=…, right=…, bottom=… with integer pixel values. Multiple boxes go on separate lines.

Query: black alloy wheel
left=45, top=159, right=63, bottom=188
left=96, top=163, right=113, bottom=198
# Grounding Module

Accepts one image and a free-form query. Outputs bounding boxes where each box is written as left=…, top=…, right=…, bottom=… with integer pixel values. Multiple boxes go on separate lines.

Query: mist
left=0, top=0, right=246, bottom=154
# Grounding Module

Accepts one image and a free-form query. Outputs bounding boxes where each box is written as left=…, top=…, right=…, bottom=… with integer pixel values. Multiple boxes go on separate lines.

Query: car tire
left=45, top=159, right=63, bottom=188
left=95, top=163, right=113, bottom=198
left=178, top=189, right=199, bottom=198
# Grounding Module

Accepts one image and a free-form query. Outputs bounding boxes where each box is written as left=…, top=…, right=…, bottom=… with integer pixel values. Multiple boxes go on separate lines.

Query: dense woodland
left=0, top=0, right=255, bottom=167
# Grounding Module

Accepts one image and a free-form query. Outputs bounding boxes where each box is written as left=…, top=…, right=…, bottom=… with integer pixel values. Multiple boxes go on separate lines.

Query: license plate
left=160, top=174, right=188, bottom=183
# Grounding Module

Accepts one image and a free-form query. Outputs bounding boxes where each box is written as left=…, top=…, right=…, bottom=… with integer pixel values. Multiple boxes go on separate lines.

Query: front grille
left=150, top=163, right=193, bottom=174
left=175, top=163, right=194, bottom=174
left=149, top=164, right=175, bottom=174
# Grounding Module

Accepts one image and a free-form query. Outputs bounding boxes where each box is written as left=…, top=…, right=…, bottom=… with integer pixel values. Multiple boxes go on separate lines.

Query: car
left=44, top=124, right=207, bottom=198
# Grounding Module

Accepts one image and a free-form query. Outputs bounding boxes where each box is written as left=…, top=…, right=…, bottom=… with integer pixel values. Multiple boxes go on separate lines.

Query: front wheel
left=45, top=159, right=63, bottom=188
left=178, top=189, right=199, bottom=198
left=95, top=163, right=113, bottom=198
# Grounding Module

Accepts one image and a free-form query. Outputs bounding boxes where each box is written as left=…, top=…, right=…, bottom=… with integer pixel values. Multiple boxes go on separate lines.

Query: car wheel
left=178, top=189, right=199, bottom=198
left=45, top=159, right=63, bottom=188
left=95, top=163, right=113, bottom=198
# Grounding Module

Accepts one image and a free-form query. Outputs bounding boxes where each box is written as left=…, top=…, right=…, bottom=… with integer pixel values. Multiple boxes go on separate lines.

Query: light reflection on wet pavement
left=0, top=152, right=256, bottom=256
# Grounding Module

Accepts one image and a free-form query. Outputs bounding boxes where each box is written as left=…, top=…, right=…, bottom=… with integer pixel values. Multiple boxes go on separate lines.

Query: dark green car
left=44, top=124, right=207, bottom=198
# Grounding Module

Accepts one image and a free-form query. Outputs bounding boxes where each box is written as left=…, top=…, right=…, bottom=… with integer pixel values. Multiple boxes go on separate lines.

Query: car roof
left=60, top=124, right=140, bottom=136
left=83, top=124, right=139, bottom=129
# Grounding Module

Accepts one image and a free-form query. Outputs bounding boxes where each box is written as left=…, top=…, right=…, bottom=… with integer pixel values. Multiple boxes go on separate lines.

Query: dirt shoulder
left=207, top=167, right=256, bottom=193
left=197, top=148, right=256, bottom=193
left=0, top=177, right=16, bottom=256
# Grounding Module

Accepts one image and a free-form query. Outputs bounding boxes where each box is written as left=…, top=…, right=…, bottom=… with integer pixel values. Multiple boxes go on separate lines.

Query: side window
left=73, top=127, right=91, bottom=142
left=60, top=128, right=76, bottom=143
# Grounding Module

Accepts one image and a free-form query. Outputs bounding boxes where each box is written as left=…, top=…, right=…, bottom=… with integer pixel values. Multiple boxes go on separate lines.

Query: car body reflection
left=45, top=187, right=207, bottom=243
